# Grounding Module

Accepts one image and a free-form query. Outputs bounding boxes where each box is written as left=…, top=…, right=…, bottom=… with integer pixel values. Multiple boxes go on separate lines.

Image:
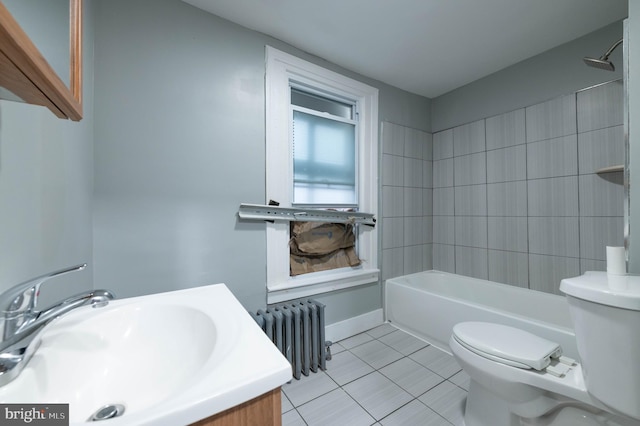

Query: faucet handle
left=1, top=264, right=87, bottom=339
left=1, top=264, right=87, bottom=314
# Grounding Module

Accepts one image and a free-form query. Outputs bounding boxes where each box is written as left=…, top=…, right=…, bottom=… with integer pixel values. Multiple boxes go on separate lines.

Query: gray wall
left=92, top=0, right=431, bottom=322
left=0, top=1, right=95, bottom=307
left=432, top=21, right=623, bottom=132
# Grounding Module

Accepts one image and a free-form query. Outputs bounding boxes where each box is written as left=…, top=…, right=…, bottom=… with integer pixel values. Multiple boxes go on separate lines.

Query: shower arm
left=600, top=38, right=623, bottom=60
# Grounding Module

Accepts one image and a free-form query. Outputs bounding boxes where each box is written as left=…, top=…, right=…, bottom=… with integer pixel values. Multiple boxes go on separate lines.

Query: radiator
left=251, top=299, right=328, bottom=380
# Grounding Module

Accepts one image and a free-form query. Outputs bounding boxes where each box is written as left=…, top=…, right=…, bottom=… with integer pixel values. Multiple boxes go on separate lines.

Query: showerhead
left=583, top=56, right=615, bottom=71
left=583, top=38, right=622, bottom=72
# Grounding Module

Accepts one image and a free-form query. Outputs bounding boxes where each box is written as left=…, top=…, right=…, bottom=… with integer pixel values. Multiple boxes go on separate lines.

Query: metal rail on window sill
left=238, top=203, right=376, bottom=226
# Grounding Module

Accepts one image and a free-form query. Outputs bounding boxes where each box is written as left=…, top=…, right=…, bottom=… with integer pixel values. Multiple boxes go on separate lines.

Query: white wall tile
left=403, top=188, right=423, bottom=217
left=382, top=154, right=404, bottom=186
left=382, top=217, right=404, bottom=249
left=423, top=132, right=433, bottom=161
left=382, top=186, right=404, bottom=218
left=423, top=244, right=433, bottom=270
left=487, top=217, right=528, bottom=252
left=579, top=216, right=624, bottom=260
left=486, top=145, right=526, bottom=183
left=404, top=245, right=424, bottom=275
left=580, top=259, right=606, bottom=274
left=423, top=188, right=433, bottom=216
left=404, top=217, right=425, bottom=247
left=423, top=216, right=433, bottom=244
left=487, top=181, right=527, bottom=216
left=404, top=127, right=425, bottom=159
left=526, top=135, right=578, bottom=179
left=454, top=152, right=486, bottom=186
left=527, top=176, right=579, bottom=216
left=577, top=80, right=624, bottom=133
left=529, top=254, right=579, bottom=295
left=528, top=217, right=579, bottom=258
left=433, top=244, right=455, bottom=273
left=455, top=246, right=488, bottom=280
left=433, top=187, right=454, bottom=216
left=433, top=158, right=454, bottom=188
left=488, top=250, right=529, bottom=288
left=433, top=217, right=455, bottom=245
left=433, top=129, right=453, bottom=160
left=578, top=125, right=624, bottom=175
left=453, top=119, right=486, bottom=156
left=525, top=93, right=577, bottom=143
left=404, top=157, right=423, bottom=188
left=455, top=216, right=488, bottom=248
left=382, top=247, right=404, bottom=280
left=382, top=121, right=405, bottom=156
left=455, top=185, right=487, bottom=216
left=486, top=108, right=526, bottom=150
left=579, top=173, right=624, bottom=217
left=423, top=160, right=433, bottom=188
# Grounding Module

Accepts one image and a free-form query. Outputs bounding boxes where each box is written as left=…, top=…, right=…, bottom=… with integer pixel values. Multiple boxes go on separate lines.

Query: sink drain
left=88, top=404, right=125, bottom=421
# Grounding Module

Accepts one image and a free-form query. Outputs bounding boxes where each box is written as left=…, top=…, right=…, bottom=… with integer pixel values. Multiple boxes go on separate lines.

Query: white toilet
left=449, top=271, right=640, bottom=426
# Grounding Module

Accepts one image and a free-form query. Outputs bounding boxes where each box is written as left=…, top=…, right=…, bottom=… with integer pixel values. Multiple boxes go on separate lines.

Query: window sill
left=267, top=268, right=380, bottom=304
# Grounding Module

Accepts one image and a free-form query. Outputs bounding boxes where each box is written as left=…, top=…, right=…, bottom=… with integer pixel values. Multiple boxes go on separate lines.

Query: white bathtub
left=385, top=270, right=578, bottom=359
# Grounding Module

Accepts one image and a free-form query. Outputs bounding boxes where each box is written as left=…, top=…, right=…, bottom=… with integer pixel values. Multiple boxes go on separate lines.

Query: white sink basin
left=0, top=284, right=291, bottom=425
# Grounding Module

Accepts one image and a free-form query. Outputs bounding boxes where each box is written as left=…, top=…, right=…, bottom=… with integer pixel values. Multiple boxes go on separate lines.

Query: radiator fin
left=252, top=299, right=327, bottom=380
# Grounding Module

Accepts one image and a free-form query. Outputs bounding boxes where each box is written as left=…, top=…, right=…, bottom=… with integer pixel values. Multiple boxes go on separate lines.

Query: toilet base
left=464, top=379, right=639, bottom=426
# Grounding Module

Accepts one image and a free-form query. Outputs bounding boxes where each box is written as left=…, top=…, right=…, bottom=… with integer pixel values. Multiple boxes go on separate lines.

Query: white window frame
left=265, top=46, right=379, bottom=303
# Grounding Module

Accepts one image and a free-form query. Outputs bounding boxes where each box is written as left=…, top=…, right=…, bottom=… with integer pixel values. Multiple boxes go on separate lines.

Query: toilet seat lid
left=452, top=322, right=562, bottom=371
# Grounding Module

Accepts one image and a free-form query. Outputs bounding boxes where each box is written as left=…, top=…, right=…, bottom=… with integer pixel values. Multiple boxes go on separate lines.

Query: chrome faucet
left=0, top=264, right=115, bottom=386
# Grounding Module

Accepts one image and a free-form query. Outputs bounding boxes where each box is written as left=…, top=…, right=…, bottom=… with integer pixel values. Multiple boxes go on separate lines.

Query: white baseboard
left=325, top=309, right=384, bottom=343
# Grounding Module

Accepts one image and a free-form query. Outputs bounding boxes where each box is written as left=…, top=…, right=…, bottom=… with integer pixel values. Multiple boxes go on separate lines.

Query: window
left=265, top=46, right=379, bottom=303
left=291, top=87, right=357, bottom=206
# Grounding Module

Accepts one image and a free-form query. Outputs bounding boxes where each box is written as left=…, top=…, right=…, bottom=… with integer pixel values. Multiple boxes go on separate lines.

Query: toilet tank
left=560, top=272, right=640, bottom=420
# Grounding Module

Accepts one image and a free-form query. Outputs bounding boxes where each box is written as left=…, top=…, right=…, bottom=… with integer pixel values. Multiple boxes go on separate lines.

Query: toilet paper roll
left=606, top=246, right=626, bottom=275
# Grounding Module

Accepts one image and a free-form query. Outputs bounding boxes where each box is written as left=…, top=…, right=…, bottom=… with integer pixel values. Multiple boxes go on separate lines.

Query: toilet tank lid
left=452, top=322, right=561, bottom=371
left=560, top=271, right=640, bottom=311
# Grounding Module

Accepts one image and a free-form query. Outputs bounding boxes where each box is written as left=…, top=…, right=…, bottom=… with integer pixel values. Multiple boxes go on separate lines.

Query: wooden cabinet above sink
left=0, top=0, right=82, bottom=121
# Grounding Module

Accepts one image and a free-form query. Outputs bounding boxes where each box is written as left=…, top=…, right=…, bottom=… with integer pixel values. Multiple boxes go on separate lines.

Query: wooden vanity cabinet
left=190, top=388, right=282, bottom=426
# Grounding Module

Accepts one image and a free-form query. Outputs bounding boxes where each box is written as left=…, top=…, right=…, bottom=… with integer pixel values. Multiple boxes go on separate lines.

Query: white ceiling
left=183, top=0, right=628, bottom=98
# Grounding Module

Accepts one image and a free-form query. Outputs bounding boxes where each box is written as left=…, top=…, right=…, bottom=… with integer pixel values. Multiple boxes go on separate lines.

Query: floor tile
left=282, top=409, right=306, bottom=426
left=378, top=329, right=429, bottom=355
left=281, top=329, right=469, bottom=425
left=379, top=357, right=445, bottom=397
left=343, top=372, right=413, bottom=420
left=419, top=381, right=467, bottom=426
left=338, top=332, right=374, bottom=349
left=449, top=370, right=471, bottom=391
left=409, top=346, right=462, bottom=378
left=282, top=370, right=338, bottom=407
left=281, top=390, right=293, bottom=413
left=366, top=323, right=398, bottom=339
left=379, top=400, right=451, bottom=426
left=297, top=388, right=375, bottom=426
left=324, top=350, right=374, bottom=386
left=330, top=341, right=347, bottom=356
left=350, top=339, right=404, bottom=369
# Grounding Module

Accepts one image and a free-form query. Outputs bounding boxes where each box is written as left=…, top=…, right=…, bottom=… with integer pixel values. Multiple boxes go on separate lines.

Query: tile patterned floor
left=281, top=323, right=470, bottom=426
